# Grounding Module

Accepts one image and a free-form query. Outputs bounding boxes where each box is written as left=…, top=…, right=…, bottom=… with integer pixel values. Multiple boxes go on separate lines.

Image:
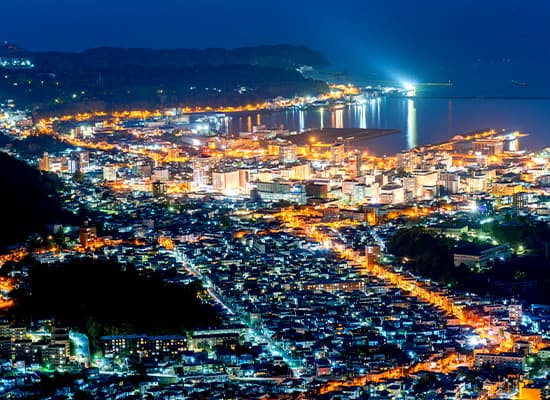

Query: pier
left=289, top=128, right=400, bottom=146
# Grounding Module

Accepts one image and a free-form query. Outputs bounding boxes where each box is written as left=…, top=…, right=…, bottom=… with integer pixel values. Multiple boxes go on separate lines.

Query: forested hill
left=0, top=45, right=330, bottom=115
left=0, top=152, right=71, bottom=249
left=10, top=259, right=221, bottom=348
left=22, top=45, right=328, bottom=70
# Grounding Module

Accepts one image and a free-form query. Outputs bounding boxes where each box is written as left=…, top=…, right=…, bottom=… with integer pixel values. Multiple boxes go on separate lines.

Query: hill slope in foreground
left=0, top=151, right=71, bottom=249
left=10, top=258, right=220, bottom=348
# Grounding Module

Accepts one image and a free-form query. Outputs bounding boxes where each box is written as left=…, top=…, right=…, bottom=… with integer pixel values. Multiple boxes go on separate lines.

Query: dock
left=288, top=128, right=400, bottom=146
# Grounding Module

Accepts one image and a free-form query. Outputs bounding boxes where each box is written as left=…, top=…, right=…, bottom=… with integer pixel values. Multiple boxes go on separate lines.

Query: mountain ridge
left=0, top=44, right=330, bottom=115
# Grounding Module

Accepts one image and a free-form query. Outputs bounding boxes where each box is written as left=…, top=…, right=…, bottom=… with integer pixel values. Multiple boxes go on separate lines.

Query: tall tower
left=79, top=221, right=97, bottom=248
left=39, top=152, right=50, bottom=171
left=509, top=298, right=522, bottom=327
left=331, top=142, right=345, bottom=166
left=348, top=150, right=362, bottom=178
left=152, top=181, right=167, bottom=197
left=279, top=143, right=297, bottom=164
left=192, top=157, right=213, bottom=189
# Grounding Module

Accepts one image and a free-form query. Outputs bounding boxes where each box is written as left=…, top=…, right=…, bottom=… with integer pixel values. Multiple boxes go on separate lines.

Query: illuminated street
left=2, top=4, right=550, bottom=397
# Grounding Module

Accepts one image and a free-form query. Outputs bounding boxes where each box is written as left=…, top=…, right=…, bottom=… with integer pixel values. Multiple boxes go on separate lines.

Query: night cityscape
left=2, top=1, right=550, bottom=399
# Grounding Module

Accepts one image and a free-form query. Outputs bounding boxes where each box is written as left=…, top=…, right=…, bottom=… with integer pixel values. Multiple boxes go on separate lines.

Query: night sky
left=3, top=0, right=550, bottom=92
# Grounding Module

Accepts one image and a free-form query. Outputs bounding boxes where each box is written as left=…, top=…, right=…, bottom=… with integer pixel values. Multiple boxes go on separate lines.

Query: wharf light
left=402, top=81, right=417, bottom=92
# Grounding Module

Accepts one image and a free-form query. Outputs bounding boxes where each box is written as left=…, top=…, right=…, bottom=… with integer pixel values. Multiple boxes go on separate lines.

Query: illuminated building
left=509, top=299, right=522, bottom=327
left=512, top=191, right=527, bottom=213
left=538, top=347, right=550, bottom=359
left=348, top=151, right=362, bottom=178
left=101, top=334, right=187, bottom=358
left=69, top=153, right=81, bottom=174
left=238, top=169, right=249, bottom=190
left=249, top=169, right=272, bottom=183
left=291, top=163, right=311, bottom=180
left=472, top=138, right=504, bottom=156
left=491, top=182, right=523, bottom=197
left=12, top=339, right=33, bottom=363
left=50, top=327, right=70, bottom=366
left=212, top=170, right=241, bottom=194
left=277, top=163, right=311, bottom=180
left=188, top=329, right=242, bottom=351
left=38, top=152, right=49, bottom=171
left=464, top=175, right=487, bottom=193
left=474, top=352, right=525, bottom=371
left=151, top=181, right=167, bottom=197
left=46, top=155, right=69, bottom=173
left=278, top=142, right=297, bottom=164
left=0, top=335, right=9, bottom=359
left=73, top=125, right=95, bottom=138
left=439, top=172, right=459, bottom=194
left=366, top=244, right=382, bottom=264
left=301, top=280, right=365, bottom=293
left=79, top=221, right=97, bottom=248
left=72, top=151, right=90, bottom=173
left=152, top=167, right=169, bottom=182
left=342, top=180, right=366, bottom=203
left=427, top=223, right=468, bottom=239
left=134, top=161, right=152, bottom=178
left=192, top=157, right=214, bottom=189
left=396, top=150, right=421, bottom=172
left=103, top=165, right=118, bottom=181
left=412, top=170, right=438, bottom=188
left=315, top=358, right=332, bottom=376
left=452, top=243, right=511, bottom=269
left=401, top=176, right=417, bottom=199
left=400, top=170, right=440, bottom=200
left=254, top=181, right=306, bottom=204
left=520, top=382, right=550, bottom=400
left=330, top=142, right=345, bottom=166
left=379, top=184, right=405, bottom=205
left=305, top=182, right=329, bottom=199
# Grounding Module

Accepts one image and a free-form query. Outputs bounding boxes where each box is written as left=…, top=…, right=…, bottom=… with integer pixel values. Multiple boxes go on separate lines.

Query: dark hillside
left=0, top=45, right=329, bottom=115
left=0, top=152, right=70, bottom=248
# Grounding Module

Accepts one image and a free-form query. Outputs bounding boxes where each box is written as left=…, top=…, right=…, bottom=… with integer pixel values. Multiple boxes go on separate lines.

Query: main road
left=171, top=248, right=305, bottom=377
left=276, top=207, right=513, bottom=382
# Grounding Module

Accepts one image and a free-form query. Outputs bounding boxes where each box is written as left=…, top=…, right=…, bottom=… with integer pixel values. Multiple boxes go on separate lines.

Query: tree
left=10, top=258, right=221, bottom=354
left=388, top=228, right=455, bottom=283
left=414, top=372, right=439, bottom=394
left=73, top=170, right=85, bottom=184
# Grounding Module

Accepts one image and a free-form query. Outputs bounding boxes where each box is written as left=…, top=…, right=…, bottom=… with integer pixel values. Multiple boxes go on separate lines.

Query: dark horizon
left=4, top=0, right=550, bottom=91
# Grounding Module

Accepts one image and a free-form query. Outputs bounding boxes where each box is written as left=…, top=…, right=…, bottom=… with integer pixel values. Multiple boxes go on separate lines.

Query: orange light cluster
left=277, top=207, right=512, bottom=386
left=158, top=236, right=174, bottom=250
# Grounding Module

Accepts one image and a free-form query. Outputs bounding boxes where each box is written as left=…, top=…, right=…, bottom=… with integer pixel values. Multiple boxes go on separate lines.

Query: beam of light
left=407, top=99, right=417, bottom=149
left=402, top=81, right=417, bottom=92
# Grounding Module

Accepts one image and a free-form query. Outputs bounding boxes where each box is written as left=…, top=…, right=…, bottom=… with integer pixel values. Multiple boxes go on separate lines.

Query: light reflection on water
left=228, top=98, right=550, bottom=154
left=407, top=99, right=417, bottom=149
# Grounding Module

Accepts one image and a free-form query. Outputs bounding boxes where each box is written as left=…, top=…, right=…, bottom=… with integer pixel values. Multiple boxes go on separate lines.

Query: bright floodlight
left=402, top=81, right=416, bottom=91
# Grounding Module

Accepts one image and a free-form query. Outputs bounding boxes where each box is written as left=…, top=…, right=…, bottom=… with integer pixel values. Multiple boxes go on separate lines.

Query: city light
left=402, top=81, right=417, bottom=92
left=0, top=29, right=548, bottom=399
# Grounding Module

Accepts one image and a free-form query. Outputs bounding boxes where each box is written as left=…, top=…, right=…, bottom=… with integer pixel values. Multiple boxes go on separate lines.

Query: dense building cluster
left=2, top=95, right=550, bottom=399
